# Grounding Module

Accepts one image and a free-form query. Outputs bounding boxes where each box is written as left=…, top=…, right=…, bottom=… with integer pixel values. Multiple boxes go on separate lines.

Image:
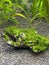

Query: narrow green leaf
left=16, top=5, right=28, bottom=17
left=43, top=0, right=49, bottom=21
left=30, top=13, right=41, bottom=23
left=12, top=13, right=27, bottom=20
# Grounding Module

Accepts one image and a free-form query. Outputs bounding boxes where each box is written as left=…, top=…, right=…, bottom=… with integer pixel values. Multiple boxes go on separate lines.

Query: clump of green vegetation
left=2, top=26, right=49, bottom=53
left=0, top=0, right=49, bottom=25
left=0, top=0, right=49, bottom=54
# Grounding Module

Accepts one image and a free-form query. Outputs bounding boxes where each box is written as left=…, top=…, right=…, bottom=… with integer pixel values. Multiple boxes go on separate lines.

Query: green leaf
left=16, top=5, right=28, bottom=17
left=12, top=13, right=27, bottom=20
left=30, top=13, right=41, bottom=23
left=43, top=0, right=49, bottom=21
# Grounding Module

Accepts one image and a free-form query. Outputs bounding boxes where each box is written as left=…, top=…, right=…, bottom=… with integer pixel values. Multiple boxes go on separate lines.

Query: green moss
left=11, top=41, right=21, bottom=47
left=32, top=45, right=47, bottom=53
left=2, top=26, right=49, bottom=53
left=2, top=33, right=10, bottom=41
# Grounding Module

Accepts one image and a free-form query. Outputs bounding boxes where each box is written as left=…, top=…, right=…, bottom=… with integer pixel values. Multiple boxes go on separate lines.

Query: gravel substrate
left=0, top=20, right=49, bottom=65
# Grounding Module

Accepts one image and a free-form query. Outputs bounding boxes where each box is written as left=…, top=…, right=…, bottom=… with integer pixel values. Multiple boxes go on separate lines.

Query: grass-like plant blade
left=43, top=0, right=49, bottom=21
left=12, top=13, right=27, bottom=20
left=30, top=13, right=41, bottom=23
left=16, top=5, right=29, bottom=17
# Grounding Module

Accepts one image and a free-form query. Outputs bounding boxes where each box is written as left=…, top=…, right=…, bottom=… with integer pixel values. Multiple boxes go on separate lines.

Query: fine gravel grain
left=0, top=20, right=49, bottom=65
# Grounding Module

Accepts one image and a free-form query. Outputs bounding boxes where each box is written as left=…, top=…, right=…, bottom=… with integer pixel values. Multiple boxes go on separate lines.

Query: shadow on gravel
left=2, top=42, right=47, bottom=56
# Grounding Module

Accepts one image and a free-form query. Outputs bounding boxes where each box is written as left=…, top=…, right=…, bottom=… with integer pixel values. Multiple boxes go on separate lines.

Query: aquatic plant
left=43, top=0, right=49, bottom=21
left=11, top=0, right=49, bottom=23
left=0, top=0, right=49, bottom=25
left=2, top=26, right=49, bottom=53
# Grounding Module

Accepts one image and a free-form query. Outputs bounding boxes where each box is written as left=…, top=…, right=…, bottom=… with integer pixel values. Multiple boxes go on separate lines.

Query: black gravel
left=0, top=20, right=49, bottom=65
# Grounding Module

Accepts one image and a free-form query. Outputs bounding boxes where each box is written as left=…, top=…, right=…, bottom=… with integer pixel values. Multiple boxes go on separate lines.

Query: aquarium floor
left=0, top=20, right=49, bottom=65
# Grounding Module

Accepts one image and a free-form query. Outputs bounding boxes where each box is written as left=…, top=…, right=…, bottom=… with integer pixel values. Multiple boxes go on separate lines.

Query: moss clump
left=2, top=26, right=49, bottom=53
left=2, top=33, right=10, bottom=41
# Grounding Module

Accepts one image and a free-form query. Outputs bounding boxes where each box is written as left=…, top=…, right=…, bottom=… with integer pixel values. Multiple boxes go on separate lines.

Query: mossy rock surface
left=2, top=26, right=49, bottom=53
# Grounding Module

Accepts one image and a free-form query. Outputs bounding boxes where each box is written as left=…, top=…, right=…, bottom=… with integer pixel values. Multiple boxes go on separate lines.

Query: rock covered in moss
left=2, top=26, right=49, bottom=53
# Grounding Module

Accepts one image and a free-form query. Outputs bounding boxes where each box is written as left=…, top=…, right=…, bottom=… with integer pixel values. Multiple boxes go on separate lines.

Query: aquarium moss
left=2, top=26, right=49, bottom=53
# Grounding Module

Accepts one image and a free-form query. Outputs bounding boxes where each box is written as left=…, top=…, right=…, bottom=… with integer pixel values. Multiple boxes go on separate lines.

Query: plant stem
left=30, top=13, right=41, bottom=23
